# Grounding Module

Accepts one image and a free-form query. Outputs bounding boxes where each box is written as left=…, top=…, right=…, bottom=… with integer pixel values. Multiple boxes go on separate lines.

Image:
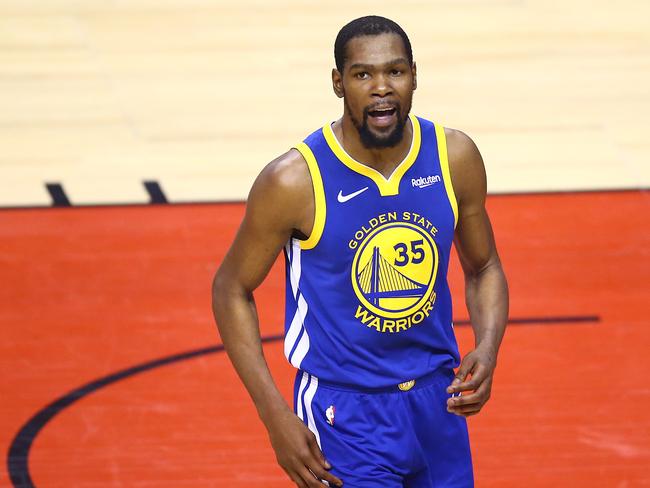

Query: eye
left=390, top=69, right=403, bottom=76
left=355, top=72, right=369, bottom=80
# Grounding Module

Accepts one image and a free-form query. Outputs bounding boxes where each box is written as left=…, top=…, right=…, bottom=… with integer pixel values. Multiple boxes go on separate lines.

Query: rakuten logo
left=411, top=175, right=441, bottom=189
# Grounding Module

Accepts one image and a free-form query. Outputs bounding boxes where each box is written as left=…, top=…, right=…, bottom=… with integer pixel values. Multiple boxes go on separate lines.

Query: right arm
left=211, top=149, right=343, bottom=488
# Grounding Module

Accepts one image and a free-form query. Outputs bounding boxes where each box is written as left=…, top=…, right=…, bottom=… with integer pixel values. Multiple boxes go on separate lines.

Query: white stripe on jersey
left=290, top=326, right=310, bottom=368
left=289, top=238, right=301, bottom=298
left=284, top=238, right=311, bottom=367
left=284, top=294, right=306, bottom=358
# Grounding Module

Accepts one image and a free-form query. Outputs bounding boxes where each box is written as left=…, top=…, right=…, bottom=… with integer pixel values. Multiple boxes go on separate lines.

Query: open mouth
left=368, top=107, right=397, bottom=118
left=366, top=106, right=398, bottom=127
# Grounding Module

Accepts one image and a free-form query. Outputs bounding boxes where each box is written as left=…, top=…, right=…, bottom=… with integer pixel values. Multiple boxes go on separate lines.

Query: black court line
left=44, top=183, right=71, bottom=207
left=6, top=334, right=281, bottom=488
left=0, top=188, right=647, bottom=211
left=6, top=315, right=598, bottom=488
left=143, top=180, right=168, bottom=204
left=484, top=315, right=600, bottom=325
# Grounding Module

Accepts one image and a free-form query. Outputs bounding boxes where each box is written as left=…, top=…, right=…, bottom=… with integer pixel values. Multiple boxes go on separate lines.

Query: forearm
left=464, top=260, right=509, bottom=355
left=212, top=278, right=290, bottom=422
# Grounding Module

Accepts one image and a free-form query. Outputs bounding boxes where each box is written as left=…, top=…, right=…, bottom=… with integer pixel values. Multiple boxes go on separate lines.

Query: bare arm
left=212, top=150, right=342, bottom=487
left=444, top=128, right=509, bottom=416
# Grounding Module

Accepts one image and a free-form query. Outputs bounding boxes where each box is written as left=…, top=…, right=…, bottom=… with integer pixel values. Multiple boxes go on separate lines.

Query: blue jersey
left=283, top=114, right=460, bottom=389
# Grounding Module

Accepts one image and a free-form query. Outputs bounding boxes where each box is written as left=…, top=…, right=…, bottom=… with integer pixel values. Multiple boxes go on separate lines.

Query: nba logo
left=326, top=405, right=335, bottom=426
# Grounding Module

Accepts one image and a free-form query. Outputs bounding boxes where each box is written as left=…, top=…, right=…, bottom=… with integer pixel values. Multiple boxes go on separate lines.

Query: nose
left=371, top=73, right=392, bottom=98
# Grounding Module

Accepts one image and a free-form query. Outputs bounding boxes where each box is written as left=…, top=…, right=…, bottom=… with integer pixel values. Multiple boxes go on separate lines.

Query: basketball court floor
left=2, top=191, right=649, bottom=487
left=1, top=0, right=650, bottom=486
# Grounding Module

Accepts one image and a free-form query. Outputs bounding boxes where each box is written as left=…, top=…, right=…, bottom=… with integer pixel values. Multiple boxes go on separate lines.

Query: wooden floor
left=1, top=191, right=649, bottom=487
left=0, top=0, right=649, bottom=206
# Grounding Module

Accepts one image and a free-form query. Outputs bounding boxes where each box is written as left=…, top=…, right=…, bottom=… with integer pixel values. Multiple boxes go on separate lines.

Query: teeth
left=370, top=107, right=394, bottom=115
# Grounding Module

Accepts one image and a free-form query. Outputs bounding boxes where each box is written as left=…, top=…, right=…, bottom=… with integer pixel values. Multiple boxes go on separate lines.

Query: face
left=333, top=33, right=417, bottom=149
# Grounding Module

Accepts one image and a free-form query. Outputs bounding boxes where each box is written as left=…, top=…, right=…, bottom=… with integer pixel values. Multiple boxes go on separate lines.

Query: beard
left=345, top=98, right=411, bottom=149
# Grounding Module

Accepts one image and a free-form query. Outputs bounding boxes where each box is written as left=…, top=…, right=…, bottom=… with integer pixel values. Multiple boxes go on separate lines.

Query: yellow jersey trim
left=435, top=123, right=458, bottom=228
left=294, top=142, right=326, bottom=250
left=322, top=114, right=421, bottom=196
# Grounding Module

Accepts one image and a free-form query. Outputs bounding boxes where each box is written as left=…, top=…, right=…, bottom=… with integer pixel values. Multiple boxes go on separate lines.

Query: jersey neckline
left=321, top=114, right=421, bottom=196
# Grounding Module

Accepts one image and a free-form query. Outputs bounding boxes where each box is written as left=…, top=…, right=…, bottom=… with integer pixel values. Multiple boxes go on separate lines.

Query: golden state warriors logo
left=349, top=212, right=440, bottom=333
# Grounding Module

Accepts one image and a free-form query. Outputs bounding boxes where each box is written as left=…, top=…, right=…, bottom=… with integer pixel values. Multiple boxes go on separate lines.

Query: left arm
left=444, top=128, right=509, bottom=417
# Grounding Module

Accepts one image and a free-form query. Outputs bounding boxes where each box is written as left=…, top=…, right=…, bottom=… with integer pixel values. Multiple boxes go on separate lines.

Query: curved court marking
left=6, top=315, right=598, bottom=487
left=6, top=334, right=282, bottom=488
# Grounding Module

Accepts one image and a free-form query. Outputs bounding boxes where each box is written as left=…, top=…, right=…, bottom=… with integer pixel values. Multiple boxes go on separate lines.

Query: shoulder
left=443, top=127, right=487, bottom=207
left=255, top=148, right=310, bottom=191
left=245, top=148, right=313, bottom=232
left=250, top=148, right=312, bottom=202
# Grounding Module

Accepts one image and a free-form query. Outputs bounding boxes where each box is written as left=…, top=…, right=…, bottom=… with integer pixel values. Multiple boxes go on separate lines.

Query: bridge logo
left=351, top=221, right=438, bottom=319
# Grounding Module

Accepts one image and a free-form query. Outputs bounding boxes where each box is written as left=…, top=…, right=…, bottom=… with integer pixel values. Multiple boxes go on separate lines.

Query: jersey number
left=394, top=240, right=425, bottom=266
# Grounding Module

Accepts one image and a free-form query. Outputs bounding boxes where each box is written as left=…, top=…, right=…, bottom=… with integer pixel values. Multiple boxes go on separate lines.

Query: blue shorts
left=293, top=368, right=473, bottom=487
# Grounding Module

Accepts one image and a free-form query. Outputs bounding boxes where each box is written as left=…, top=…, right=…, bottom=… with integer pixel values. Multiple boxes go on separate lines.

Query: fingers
left=287, top=471, right=309, bottom=488
left=291, top=465, right=342, bottom=488
left=307, top=438, right=343, bottom=486
left=447, top=376, right=492, bottom=416
left=286, top=467, right=311, bottom=488
left=446, top=354, right=476, bottom=394
left=305, top=461, right=343, bottom=487
left=458, top=363, right=489, bottom=393
left=286, top=467, right=326, bottom=488
left=271, top=414, right=343, bottom=488
left=447, top=359, right=488, bottom=394
left=284, top=438, right=343, bottom=487
left=449, top=403, right=483, bottom=417
left=308, top=435, right=332, bottom=470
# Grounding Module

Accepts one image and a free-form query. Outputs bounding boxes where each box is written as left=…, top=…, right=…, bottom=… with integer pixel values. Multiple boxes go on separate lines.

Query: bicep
left=454, top=206, right=499, bottom=276
left=218, top=207, right=291, bottom=294
left=447, top=129, right=499, bottom=275
left=216, top=156, right=307, bottom=293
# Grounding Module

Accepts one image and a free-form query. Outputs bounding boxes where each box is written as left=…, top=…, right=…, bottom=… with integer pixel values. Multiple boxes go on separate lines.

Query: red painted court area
left=1, top=191, right=649, bottom=487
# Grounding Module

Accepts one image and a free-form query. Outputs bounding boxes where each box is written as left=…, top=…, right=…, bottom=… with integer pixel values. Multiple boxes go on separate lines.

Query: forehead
left=344, top=33, right=408, bottom=69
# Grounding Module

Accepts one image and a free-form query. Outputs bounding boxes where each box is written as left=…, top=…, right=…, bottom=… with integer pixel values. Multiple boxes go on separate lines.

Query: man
left=212, top=15, right=508, bottom=488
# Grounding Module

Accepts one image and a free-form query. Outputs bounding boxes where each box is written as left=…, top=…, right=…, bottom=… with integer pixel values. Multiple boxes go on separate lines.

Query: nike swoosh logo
left=337, top=186, right=369, bottom=203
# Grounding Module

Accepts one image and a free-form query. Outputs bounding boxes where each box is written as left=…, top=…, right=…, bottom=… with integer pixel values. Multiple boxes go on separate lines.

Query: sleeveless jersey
left=283, top=114, right=460, bottom=389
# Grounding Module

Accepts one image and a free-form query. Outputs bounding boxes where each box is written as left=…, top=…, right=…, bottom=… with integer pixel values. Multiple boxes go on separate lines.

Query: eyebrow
left=348, top=58, right=410, bottom=71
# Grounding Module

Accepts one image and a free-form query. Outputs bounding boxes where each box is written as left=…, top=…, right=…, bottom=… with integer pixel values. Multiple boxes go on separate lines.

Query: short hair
left=334, top=16, right=413, bottom=73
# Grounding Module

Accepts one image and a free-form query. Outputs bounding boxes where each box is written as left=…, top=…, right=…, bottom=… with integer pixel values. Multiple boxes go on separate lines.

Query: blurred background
left=1, top=1, right=649, bottom=486
left=2, top=0, right=648, bottom=204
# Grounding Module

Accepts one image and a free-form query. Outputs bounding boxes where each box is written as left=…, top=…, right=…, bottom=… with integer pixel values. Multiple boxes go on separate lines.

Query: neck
left=332, top=113, right=413, bottom=178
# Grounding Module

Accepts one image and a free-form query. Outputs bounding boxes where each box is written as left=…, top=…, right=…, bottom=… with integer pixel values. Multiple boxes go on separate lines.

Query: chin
left=360, top=125, right=405, bottom=149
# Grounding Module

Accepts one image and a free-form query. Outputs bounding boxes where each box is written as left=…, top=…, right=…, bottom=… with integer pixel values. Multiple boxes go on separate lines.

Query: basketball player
left=212, top=16, right=508, bottom=488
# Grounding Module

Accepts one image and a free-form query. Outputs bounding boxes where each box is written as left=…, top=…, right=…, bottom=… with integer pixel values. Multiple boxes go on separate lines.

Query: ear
left=332, top=68, right=344, bottom=98
left=411, top=62, right=417, bottom=90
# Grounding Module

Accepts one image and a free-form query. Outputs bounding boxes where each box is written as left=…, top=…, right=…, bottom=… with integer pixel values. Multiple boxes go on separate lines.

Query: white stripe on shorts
left=303, top=374, right=321, bottom=448
left=296, top=371, right=310, bottom=421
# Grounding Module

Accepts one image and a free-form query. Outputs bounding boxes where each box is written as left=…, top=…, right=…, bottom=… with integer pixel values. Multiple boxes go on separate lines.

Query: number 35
left=393, top=239, right=425, bottom=266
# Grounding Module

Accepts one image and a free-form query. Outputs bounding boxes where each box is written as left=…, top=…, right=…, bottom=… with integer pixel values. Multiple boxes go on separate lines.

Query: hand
left=446, top=344, right=496, bottom=417
left=264, top=407, right=343, bottom=487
